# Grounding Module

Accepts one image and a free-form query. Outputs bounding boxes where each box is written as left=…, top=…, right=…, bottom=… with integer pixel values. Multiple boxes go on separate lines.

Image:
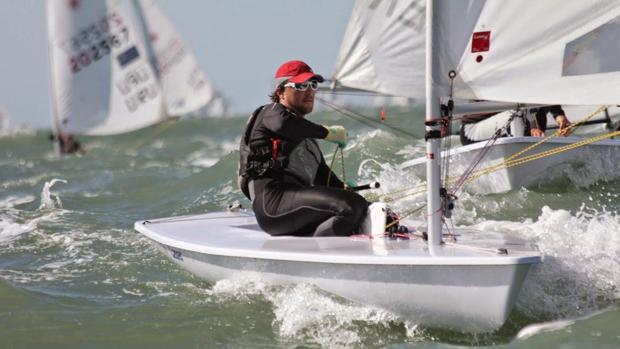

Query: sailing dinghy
left=135, top=0, right=550, bottom=333
left=327, top=0, right=620, bottom=194
left=46, top=0, right=228, bottom=151
left=47, top=0, right=166, bottom=137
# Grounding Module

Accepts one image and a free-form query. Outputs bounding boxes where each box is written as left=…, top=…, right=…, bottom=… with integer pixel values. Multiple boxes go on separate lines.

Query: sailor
left=49, top=132, right=84, bottom=155
left=237, top=60, right=368, bottom=237
left=460, top=105, right=571, bottom=145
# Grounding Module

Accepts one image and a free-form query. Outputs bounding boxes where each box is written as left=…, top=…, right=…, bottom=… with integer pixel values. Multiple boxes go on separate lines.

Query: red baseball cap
left=274, top=60, right=324, bottom=86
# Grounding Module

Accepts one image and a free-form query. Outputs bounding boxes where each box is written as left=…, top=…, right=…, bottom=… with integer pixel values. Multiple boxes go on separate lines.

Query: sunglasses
left=283, top=80, right=319, bottom=91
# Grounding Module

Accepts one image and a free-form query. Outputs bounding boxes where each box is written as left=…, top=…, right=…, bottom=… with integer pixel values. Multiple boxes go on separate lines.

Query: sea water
left=0, top=107, right=618, bottom=348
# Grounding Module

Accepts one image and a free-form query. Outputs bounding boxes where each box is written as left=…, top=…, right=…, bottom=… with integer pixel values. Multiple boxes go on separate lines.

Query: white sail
left=331, top=0, right=426, bottom=99
left=47, top=0, right=165, bottom=136
left=435, top=0, right=620, bottom=105
left=131, top=0, right=217, bottom=116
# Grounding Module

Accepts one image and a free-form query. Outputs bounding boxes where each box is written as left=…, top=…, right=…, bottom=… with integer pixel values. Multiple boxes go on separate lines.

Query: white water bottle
left=361, top=202, right=387, bottom=236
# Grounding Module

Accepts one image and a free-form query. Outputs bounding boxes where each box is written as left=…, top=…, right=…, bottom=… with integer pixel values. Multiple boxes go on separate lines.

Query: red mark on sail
left=472, top=31, right=490, bottom=53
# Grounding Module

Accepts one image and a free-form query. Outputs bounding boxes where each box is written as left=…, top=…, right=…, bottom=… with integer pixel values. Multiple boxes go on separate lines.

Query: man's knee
left=338, top=191, right=368, bottom=223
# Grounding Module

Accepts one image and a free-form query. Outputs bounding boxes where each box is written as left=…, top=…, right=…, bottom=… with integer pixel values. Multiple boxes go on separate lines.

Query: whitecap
left=211, top=272, right=412, bottom=347
left=38, top=178, right=67, bottom=210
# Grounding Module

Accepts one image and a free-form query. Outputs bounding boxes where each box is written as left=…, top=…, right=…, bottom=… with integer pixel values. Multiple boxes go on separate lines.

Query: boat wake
left=211, top=273, right=422, bottom=346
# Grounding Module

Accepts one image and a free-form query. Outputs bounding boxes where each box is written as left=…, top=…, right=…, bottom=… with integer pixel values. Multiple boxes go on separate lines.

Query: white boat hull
left=400, top=136, right=620, bottom=194
left=135, top=212, right=542, bottom=333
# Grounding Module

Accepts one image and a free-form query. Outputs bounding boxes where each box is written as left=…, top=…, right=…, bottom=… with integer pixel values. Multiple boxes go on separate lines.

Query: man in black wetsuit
left=238, top=60, right=368, bottom=237
left=460, top=105, right=572, bottom=145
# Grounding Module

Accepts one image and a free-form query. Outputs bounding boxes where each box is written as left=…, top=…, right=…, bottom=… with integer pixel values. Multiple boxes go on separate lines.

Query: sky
left=0, top=0, right=354, bottom=129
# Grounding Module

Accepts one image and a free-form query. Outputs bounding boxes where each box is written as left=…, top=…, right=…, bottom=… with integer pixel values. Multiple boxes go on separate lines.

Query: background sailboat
left=46, top=0, right=229, bottom=153
left=47, top=0, right=165, bottom=137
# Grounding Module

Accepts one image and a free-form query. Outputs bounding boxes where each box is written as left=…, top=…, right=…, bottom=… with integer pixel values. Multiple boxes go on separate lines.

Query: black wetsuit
left=239, top=103, right=368, bottom=237
left=460, top=105, right=565, bottom=145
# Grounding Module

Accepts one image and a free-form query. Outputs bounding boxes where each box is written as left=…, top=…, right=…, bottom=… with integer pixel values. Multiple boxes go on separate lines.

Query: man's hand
left=323, top=125, right=347, bottom=148
left=556, top=115, right=572, bottom=136
left=344, top=179, right=357, bottom=190
left=530, top=128, right=545, bottom=137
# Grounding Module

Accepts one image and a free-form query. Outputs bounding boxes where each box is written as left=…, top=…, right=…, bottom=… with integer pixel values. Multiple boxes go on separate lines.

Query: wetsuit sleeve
left=262, top=107, right=328, bottom=141
left=315, top=159, right=345, bottom=188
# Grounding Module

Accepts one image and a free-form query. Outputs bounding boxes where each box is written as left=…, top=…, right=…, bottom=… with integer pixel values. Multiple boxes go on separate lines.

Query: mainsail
left=334, top=0, right=620, bottom=108
left=434, top=0, right=620, bottom=106
left=331, top=0, right=425, bottom=98
left=131, top=0, right=219, bottom=116
left=47, top=0, right=165, bottom=136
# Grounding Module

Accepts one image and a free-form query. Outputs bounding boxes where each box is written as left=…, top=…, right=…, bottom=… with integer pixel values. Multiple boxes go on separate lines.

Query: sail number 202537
left=69, top=27, right=129, bottom=74
left=67, top=11, right=129, bottom=74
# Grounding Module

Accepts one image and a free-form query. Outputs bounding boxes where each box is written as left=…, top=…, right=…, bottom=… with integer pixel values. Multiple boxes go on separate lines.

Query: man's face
left=279, top=81, right=316, bottom=116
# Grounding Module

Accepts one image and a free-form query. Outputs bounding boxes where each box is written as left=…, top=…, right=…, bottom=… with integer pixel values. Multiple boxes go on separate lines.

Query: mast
left=46, top=0, right=61, bottom=156
left=129, top=0, right=161, bottom=81
left=425, top=0, right=442, bottom=246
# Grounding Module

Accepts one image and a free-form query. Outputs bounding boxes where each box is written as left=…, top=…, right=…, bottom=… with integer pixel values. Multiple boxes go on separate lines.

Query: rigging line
left=340, top=146, right=347, bottom=184
left=380, top=186, right=427, bottom=203
left=449, top=113, right=514, bottom=194
left=326, top=144, right=340, bottom=187
left=442, top=75, right=455, bottom=188
left=317, top=97, right=395, bottom=130
left=316, top=90, right=413, bottom=98
left=463, top=129, right=620, bottom=184
left=384, top=204, right=427, bottom=230
left=318, top=98, right=383, bottom=130
left=316, top=96, right=419, bottom=138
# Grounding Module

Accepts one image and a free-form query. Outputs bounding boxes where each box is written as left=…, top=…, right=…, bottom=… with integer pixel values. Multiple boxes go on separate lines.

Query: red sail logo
left=471, top=31, right=491, bottom=53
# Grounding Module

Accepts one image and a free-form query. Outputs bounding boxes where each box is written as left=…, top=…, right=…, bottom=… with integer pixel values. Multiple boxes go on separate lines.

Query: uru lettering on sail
left=116, top=66, right=160, bottom=113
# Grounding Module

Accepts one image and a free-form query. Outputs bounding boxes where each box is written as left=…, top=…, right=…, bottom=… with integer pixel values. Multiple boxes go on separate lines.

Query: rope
left=316, top=96, right=418, bottom=138
left=380, top=186, right=426, bottom=203
left=383, top=204, right=427, bottom=231
left=327, top=145, right=347, bottom=186
left=466, top=128, right=620, bottom=184
left=449, top=112, right=515, bottom=194
left=340, top=146, right=347, bottom=184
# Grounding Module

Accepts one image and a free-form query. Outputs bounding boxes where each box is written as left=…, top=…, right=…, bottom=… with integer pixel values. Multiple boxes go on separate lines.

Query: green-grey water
left=1, top=107, right=619, bottom=348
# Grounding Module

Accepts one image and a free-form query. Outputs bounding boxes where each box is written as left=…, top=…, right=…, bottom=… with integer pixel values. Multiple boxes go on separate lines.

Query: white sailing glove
left=323, top=125, right=347, bottom=148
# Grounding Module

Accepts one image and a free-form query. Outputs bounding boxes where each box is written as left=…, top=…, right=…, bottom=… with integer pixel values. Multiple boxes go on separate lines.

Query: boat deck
left=135, top=211, right=541, bottom=266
